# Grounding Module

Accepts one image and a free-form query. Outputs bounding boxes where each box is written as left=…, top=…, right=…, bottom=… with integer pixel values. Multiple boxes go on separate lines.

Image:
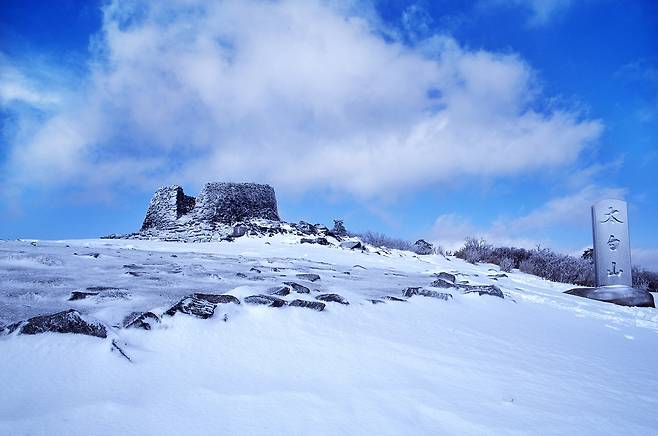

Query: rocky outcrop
left=289, top=299, right=326, bottom=311
left=244, top=295, right=287, bottom=307
left=316, top=293, right=349, bottom=305
left=4, top=309, right=107, bottom=338
left=413, top=239, right=434, bottom=255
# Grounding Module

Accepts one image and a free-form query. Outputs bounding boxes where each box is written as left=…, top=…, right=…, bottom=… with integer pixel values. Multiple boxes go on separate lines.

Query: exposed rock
left=413, top=239, right=434, bottom=255
left=68, top=291, right=100, bottom=301
left=430, top=278, right=457, bottom=288
left=300, top=237, right=330, bottom=245
left=462, top=285, right=504, bottom=298
left=316, top=293, right=349, bottom=305
left=269, top=286, right=292, bottom=296
left=435, top=272, right=456, bottom=283
left=370, top=299, right=386, bottom=304
left=125, top=312, right=160, bottom=330
left=244, top=295, right=287, bottom=307
left=296, top=221, right=317, bottom=235
left=289, top=299, right=326, bottom=311
left=340, top=241, right=364, bottom=250
left=384, top=296, right=407, bottom=302
left=403, top=287, right=452, bottom=300
left=296, top=273, right=321, bottom=282
left=232, top=225, right=248, bottom=238
left=7, top=309, right=107, bottom=338
left=332, top=219, right=348, bottom=237
left=283, top=281, right=311, bottom=294
left=165, top=293, right=240, bottom=318
left=141, top=185, right=196, bottom=231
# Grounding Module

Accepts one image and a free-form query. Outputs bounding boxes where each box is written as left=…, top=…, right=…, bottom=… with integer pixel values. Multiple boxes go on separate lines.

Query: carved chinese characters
left=591, top=199, right=632, bottom=287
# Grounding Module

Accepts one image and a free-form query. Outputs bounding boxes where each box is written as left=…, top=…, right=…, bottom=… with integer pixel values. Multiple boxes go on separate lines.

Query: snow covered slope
left=1, top=236, right=657, bottom=435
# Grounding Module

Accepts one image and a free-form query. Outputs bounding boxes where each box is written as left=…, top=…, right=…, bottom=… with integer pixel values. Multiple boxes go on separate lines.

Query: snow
left=1, top=236, right=657, bottom=435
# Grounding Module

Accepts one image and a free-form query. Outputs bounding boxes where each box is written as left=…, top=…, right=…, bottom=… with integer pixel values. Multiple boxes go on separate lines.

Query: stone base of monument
left=565, top=285, right=655, bottom=308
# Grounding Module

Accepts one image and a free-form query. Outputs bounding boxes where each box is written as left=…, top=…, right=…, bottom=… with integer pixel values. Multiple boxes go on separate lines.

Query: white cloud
left=431, top=185, right=626, bottom=252
left=1, top=0, right=602, bottom=198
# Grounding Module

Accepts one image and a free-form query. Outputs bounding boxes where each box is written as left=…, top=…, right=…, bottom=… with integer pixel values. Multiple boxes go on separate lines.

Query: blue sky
left=1, top=0, right=657, bottom=268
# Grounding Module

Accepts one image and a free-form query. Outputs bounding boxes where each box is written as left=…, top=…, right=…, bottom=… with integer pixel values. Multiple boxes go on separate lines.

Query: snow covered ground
left=1, top=236, right=657, bottom=435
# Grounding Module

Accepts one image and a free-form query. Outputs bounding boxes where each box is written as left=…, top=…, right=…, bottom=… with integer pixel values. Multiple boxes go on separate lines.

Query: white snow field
left=1, top=236, right=657, bottom=436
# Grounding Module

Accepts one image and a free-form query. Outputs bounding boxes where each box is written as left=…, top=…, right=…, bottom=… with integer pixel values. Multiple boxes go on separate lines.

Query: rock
left=296, top=273, right=321, bottom=282
left=269, top=286, right=292, bottom=296
left=370, top=299, right=386, bottom=304
left=7, top=309, right=107, bottom=338
left=194, top=182, right=280, bottom=226
left=316, top=293, right=349, bottom=305
left=236, top=272, right=247, bottom=278
left=296, top=221, right=318, bottom=235
left=353, top=265, right=367, bottom=270
left=68, top=291, right=100, bottom=301
left=430, top=278, right=457, bottom=288
left=165, top=293, right=240, bottom=318
left=565, top=286, right=654, bottom=308
left=232, top=225, right=248, bottom=238
left=125, top=312, right=160, bottom=330
left=250, top=267, right=262, bottom=273
left=489, top=273, right=508, bottom=279
left=340, top=241, right=364, bottom=250
left=289, top=299, right=326, bottom=311
left=300, top=237, right=330, bottom=245
left=435, top=272, right=456, bottom=283
left=283, top=281, right=311, bottom=294
left=332, top=219, right=348, bottom=237
left=403, top=287, right=452, bottom=300
left=244, top=295, right=287, bottom=307
left=384, top=296, right=407, bottom=302
left=463, top=285, right=504, bottom=298
left=141, top=185, right=196, bottom=231
left=413, top=239, right=434, bottom=255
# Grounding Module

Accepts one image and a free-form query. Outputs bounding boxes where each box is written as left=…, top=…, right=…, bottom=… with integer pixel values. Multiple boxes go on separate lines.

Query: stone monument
left=565, top=199, right=654, bottom=307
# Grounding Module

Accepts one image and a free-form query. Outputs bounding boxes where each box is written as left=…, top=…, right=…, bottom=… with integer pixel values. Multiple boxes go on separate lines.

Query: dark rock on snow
left=384, top=296, right=407, bottom=302
left=332, top=219, right=348, bottom=237
left=340, top=241, right=364, bottom=250
left=244, top=295, right=288, bottom=307
left=68, top=291, right=100, bottom=301
left=413, top=239, right=434, bottom=255
left=435, top=272, right=456, bottom=283
left=165, top=293, right=240, bottom=319
left=5, top=309, right=107, bottom=338
left=430, top=278, right=457, bottom=288
left=403, top=287, right=452, bottom=300
left=300, top=237, right=330, bottom=245
left=283, top=281, right=311, bottom=294
left=289, top=299, right=326, bottom=311
left=296, top=273, right=321, bottom=282
left=269, top=286, right=292, bottom=296
left=462, top=285, right=504, bottom=298
left=315, top=293, right=349, bottom=305
left=125, top=311, right=161, bottom=330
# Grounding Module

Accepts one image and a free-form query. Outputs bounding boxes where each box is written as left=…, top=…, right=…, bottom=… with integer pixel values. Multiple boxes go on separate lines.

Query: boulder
left=300, top=237, right=330, bottom=245
left=296, top=273, right=321, bottom=282
left=289, top=299, right=326, bottom=311
left=269, top=286, right=292, bottom=296
left=6, top=309, right=107, bottom=338
left=283, top=281, right=311, bottom=294
left=332, top=219, right=348, bottom=237
left=340, top=241, right=364, bottom=250
left=403, top=287, right=452, bottom=300
left=68, top=291, right=100, bottom=301
left=316, top=293, right=349, bottom=305
left=384, top=296, right=407, bottom=302
left=413, top=239, right=434, bottom=255
left=435, top=272, right=456, bottom=283
left=463, top=285, right=504, bottom=298
left=430, top=278, right=457, bottom=288
left=165, top=293, right=240, bottom=319
left=125, top=311, right=160, bottom=330
left=244, top=295, right=287, bottom=307
left=194, top=182, right=279, bottom=226
left=141, top=185, right=196, bottom=231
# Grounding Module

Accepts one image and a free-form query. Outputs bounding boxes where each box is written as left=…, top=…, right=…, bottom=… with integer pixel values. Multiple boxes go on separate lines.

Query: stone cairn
left=107, top=182, right=340, bottom=243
